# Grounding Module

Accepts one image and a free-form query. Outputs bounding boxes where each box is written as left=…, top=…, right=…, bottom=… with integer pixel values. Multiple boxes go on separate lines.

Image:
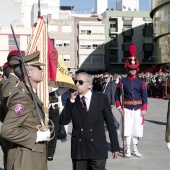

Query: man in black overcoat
left=60, top=72, right=119, bottom=170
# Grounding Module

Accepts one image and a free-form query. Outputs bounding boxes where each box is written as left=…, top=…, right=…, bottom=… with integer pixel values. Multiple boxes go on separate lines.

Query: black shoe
left=48, top=157, right=53, bottom=161
left=61, top=138, right=67, bottom=143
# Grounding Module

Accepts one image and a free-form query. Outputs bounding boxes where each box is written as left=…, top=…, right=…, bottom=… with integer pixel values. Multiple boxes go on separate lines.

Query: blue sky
left=60, top=0, right=151, bottom=13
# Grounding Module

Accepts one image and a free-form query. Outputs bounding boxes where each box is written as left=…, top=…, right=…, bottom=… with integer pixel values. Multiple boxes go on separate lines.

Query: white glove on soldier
left=36, top=129, right=50, bottom=143
left=167, top=142, right=170, bottom=150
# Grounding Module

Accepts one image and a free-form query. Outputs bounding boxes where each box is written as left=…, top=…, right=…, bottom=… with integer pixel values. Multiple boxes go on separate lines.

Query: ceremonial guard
left=0, top=50, right=26, bottom=170
left=1, top=51, right=50, bottom=170
left=115, top=44, right=148, bottom=158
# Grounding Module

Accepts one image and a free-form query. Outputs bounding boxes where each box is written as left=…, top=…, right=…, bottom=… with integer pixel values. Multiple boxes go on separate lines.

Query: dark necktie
left=102, top=83, right=106, bottom=92
left=81, top=96, right=87, bottom=112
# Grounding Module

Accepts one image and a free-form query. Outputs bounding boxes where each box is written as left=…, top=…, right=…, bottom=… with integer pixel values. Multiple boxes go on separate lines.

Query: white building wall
left=0, top=27, right=31, bottom=66
left=95, top=0, right=108, bottom=15
left=0, top=0, right=21, bottom=27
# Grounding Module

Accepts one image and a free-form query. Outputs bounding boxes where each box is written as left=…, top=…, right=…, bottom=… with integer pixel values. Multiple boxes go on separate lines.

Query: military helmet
left=9, top=51, right=45, bottom=67
left=124, top=44, right=140, bottom=71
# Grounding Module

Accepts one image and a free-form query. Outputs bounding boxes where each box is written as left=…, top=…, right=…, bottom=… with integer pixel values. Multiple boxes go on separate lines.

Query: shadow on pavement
left=0, top=168, right=4, bottom=170
left=145, top=119, right=166, bottom=125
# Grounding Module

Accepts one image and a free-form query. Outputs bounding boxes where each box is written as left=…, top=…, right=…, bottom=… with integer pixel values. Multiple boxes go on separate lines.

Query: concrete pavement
left=0, top=98, right=170, bottom=170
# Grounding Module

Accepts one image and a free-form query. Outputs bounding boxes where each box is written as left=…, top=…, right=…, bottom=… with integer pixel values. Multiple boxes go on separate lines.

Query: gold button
left=79, top=139, right=81, bottom=141
left=81, top=129, right=83, bottom=131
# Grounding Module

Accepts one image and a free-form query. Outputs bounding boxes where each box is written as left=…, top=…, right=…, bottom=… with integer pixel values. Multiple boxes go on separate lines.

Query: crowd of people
left=92, top=71, right=170, bottom=99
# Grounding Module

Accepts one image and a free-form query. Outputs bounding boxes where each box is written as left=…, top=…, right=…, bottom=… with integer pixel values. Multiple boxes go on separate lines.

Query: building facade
left=0, top=27, right=31, bottom=65
left=150, top=0, right=170, bottom=65
left=104, top=10, right=156, bottom=73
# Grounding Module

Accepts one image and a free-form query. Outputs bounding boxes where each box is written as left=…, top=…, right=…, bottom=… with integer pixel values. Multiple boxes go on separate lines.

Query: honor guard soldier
left=1, top=51, right=50, bottom=170
left=115, top=44, right=148, bottom=158
left=0, top=50, right=26, bottom=170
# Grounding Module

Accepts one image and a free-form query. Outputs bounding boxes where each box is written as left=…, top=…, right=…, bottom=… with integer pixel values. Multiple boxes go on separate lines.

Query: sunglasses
left=75, top=80, right=84, bottom=85
left=103, top=77, right=109, bottom=79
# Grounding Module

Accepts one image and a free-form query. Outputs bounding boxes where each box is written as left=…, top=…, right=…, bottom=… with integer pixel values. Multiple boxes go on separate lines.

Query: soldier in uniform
left=0, top=51, right=26, bottom=170
left=1, top=51, right=50, bottom=170
left=115, top=44, right=148, bottom=158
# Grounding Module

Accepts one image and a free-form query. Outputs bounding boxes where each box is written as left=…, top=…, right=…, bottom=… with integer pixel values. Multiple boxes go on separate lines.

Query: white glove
left=36, top=129, right=50, bottom=143
left=167, top=142, right=170, bottom=150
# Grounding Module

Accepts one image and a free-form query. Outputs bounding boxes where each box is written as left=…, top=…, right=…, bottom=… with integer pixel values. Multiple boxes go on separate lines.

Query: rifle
left=10, top=25, right=48, bottom=131
left=121, top=84, right=126, bottom=157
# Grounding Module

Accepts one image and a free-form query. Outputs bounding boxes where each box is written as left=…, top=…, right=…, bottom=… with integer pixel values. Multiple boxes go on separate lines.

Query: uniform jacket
left=0, top=74, right=20, bottom=122
left=103, top=80, right=117, bottom=105
left=60, top=91, right=119, bottom=160
left=1, top=82, right=47, bottom=170
left=115, top=76, right=148, bottom=110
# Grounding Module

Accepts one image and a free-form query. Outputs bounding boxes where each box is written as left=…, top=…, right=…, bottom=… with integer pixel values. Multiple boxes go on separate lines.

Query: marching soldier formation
left=0, top=44, right=170, bottom=170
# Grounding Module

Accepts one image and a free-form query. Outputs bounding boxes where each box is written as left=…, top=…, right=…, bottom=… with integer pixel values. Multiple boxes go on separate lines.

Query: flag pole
left=38, top=0, right=41, bottom=17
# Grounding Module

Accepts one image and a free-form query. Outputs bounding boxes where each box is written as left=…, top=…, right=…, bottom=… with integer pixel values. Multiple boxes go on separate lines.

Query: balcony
left=143, top=43, right=154, bottom=51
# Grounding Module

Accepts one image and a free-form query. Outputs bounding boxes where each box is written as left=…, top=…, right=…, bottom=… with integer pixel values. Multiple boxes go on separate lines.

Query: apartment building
left=47, top=10, right=106, bottom=74
left=0, top=27, right=31, bottom=65
left=150, top=0, right=170, bottom=65
left=104, top=10, right=156, bottom=73
left=75, top=15, right=106, bottom=73
left=47, top=8, right=76, bottom=75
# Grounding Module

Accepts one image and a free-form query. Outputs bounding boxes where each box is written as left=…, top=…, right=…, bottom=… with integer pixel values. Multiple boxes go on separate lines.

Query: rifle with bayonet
left=10, top=25, right=54, bottom=137
left=122, top=84, right=126, bottom=157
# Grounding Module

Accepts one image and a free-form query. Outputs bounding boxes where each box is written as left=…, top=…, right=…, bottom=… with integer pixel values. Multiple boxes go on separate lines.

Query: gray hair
left=76, top=72, right=92, bottom=83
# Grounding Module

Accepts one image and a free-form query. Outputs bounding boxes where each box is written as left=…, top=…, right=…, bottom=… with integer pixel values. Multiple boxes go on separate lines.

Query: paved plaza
left=0, top=97, right=170, bottom=170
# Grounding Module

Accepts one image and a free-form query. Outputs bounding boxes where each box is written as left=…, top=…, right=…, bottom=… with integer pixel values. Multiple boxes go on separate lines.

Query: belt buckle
left=133, top=100, right=135, bottom=105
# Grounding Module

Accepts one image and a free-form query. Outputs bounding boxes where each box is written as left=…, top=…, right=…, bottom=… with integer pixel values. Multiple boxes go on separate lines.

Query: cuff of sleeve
left=70, top=99, right=75, bottom=103
left=115, top=100, right=121, bottom=108
left=141, top=103, right=147, bottom=110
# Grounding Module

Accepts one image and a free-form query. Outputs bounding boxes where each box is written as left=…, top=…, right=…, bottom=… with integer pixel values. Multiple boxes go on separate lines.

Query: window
left=63, top=40, right=70, bottom=47
left=92, top=55, right=104, bottom=64
left=79, top=40, right=91, bottom=49
left=79, top=25, right=104, bottom=35
left=9, top=37, right=20, bottom=46
left=62, top=26, right=71, bottom=32
left=92, top=40, right=104, bottom=49
left=79, top=55, right=91, bottom=64
left=91, top=25, right=104, bottom=35
left=123, top=21, right=132, bottom=29
left=48, top=25, right=58, bottom=32
left=55, top=40, right=62, bottom=47
left=79, top=55, right=104, bottom=64
left=63, top=55, right=70, bottom=62
left=123, top=36, right=132, bottom=43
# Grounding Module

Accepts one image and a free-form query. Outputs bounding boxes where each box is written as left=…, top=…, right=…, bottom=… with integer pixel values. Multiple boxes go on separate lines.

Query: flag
left=48, top=37, right=77, bottom=90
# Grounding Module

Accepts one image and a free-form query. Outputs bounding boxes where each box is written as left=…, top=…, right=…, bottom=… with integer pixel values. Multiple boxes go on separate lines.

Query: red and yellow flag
left=48, top=38, right=77, bottom=90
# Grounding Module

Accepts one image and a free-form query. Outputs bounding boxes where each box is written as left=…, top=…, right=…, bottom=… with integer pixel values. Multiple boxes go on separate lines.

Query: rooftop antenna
left=38, top=0, right=41, bottom=17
